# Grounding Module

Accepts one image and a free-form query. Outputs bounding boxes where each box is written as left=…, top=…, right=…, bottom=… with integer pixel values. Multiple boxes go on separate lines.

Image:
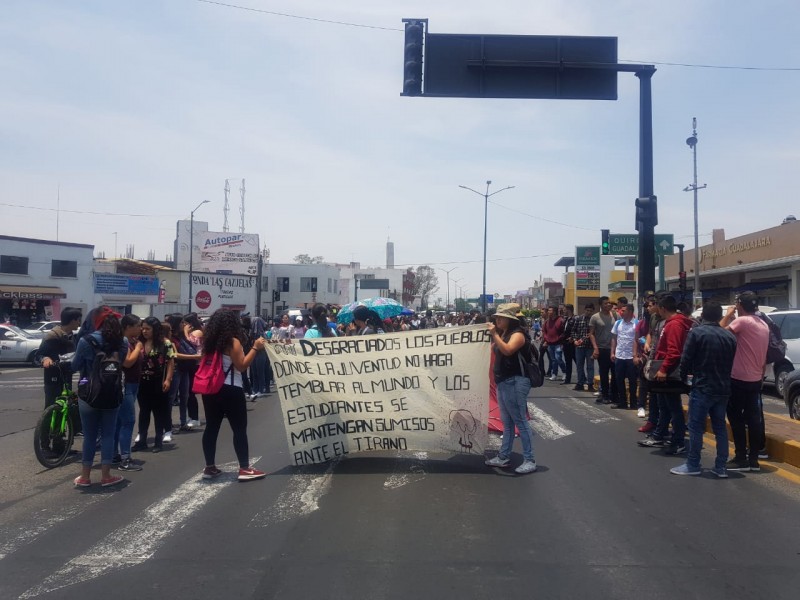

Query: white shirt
left=611, top=317, right=638, bottom=360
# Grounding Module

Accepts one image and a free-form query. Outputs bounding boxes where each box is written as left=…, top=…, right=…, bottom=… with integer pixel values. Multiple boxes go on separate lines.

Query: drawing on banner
left=449, top=409, right=478, bottom=452
left=265, top=325, right=492, bottom=465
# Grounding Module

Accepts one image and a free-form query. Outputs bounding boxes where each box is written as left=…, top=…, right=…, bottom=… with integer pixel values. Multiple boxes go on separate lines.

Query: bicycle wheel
left=34, top=403, right=75, bottom=469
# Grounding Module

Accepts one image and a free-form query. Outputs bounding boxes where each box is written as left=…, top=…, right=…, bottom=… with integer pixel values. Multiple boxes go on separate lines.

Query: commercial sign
left=607, top=233, right=674, bottom=255
left=199, top=232, right=260, bottom=276
left=190, top=273, right=256, bottom=316
left=94, top=273, right=160, bottom=296
left=575, top=246, right=600, bottom=291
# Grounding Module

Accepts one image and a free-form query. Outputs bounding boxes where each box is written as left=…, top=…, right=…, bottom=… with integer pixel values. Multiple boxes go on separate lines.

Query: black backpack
left=83, top=337, right=123, bottom=409
left=759, top=313, right=786, bottom=364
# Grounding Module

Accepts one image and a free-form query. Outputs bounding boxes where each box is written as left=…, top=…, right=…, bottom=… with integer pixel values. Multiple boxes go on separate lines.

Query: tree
left=293, top=254, right=324, bottom=264
left=454, top=297, right=471, bottom=312
left=411, top=265, right=439, bottom=309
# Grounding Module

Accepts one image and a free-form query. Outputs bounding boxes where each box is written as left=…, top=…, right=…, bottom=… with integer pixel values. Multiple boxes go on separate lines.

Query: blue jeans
left=546, top=345, right=566, bottom=377
left=170, top=370, right=191, bottom=427
left=115, top=382, right=138, bottom=458
left=686, top=390, right=729, bottom=470
left=250, top=351, right=269, bottom=394
left=78, top=399, right=119, bottom=467
left=497, top=375, right=534, bottom=462
left=574, top=346, right=594, bottom=386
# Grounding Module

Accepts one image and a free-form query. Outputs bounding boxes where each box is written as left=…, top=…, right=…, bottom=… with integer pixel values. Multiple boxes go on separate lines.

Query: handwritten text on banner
left=265, top=325, right=491, bottom=465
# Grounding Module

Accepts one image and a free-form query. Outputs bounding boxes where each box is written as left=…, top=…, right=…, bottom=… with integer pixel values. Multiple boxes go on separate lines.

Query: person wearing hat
left=485, top=303, right=537, bottom=474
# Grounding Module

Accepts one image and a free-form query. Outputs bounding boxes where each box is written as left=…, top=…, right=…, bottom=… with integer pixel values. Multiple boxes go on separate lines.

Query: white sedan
left=0, top=325, right=44, bottom=365
left=23, top=321, right=60, bottom=336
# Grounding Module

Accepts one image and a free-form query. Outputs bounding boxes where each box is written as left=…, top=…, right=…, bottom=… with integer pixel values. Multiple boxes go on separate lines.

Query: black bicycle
left=34, top=357, right=80, bottom=468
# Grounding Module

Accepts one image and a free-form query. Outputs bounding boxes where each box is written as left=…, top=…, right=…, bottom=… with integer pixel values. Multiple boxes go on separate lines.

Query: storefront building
left=664, top=219, right=800, bottom=308
left=0, top=236, right=94, bottom=327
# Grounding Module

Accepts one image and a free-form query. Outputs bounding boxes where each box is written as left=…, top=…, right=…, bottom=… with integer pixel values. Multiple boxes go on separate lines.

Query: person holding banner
left=485, top=303, right=537, bottom=474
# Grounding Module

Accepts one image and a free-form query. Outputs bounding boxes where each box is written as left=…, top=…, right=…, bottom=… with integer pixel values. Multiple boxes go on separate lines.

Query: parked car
left=783, top=369, right=800, bottom=420
left=23, top=321, right=60, bottom=337
left=761, top=309, right=800, bottom=398
left=0, top=325, right=44, bottom=365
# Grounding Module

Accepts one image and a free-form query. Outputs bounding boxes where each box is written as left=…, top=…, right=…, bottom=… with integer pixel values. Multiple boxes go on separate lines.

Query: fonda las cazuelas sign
left=265, top=326, right=492, bottom=465
left=198, top=232, right=260, bottom=276
left=190, top=273, right=256, bottom=316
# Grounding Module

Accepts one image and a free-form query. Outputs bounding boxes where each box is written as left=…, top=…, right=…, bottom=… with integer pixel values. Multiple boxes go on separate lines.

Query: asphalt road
left=1, top=371, right=799, bottom=599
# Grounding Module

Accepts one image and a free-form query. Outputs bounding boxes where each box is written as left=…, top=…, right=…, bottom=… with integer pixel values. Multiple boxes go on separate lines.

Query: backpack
left=192, top=351, right=233, bottom=395
left=517, top=333, right=544, bottom=388
left=82, top=336, right=123, bottom=409
left=759, top=313, right=786, bottom=364
left=177, top=337, right=199, bottom=373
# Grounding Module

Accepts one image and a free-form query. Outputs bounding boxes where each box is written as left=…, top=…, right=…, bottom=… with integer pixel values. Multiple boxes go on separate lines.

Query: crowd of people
left=37, top=291, right=775, bottom=486
left=527, top=292, right=774, bottom=477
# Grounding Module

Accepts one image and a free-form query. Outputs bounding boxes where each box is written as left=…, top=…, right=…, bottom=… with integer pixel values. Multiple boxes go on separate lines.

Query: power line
left=194, top=0, right=402, bottom=31
left=0, top=202, right=184, bottom=218
left=489, top=200, right=595, bottom=231
left=195, top=1, right=800, bottom=72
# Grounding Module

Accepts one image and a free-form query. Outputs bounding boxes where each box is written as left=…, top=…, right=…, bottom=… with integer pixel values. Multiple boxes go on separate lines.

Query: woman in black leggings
left=199, top=309, right=267, bottom=481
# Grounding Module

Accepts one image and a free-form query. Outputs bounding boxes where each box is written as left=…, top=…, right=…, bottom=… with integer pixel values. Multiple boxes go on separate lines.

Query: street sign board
left=607, top=233, right=674, bottom=255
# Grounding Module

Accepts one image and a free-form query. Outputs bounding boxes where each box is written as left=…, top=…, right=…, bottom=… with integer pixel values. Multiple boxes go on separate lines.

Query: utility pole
left=223, top=180, right=230, bottom=232
left=683, top=118, right=707, bottom=309
left=438, top=267, right=458, bottom=310
left=188, top=200, right=210, bottom=312
left=239, top=179, right=246, bottom=233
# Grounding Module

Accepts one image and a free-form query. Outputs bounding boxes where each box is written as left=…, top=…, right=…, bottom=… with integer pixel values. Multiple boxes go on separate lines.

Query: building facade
left=664, top=220, right=800, bottom=308
left=0, top=235, right=94, bottom=327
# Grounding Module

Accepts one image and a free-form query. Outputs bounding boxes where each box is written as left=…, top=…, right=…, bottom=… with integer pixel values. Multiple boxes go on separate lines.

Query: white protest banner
left=265, top=325, right=492, bottom=465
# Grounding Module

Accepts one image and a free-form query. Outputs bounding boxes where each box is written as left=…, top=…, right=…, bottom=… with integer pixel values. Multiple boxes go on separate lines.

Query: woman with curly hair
left=200, top=309, right=267, bottom=481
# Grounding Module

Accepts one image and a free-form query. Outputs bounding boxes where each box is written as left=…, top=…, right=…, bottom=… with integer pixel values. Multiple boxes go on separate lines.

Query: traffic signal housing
left=273, top=290, right=280, bottom=301
left=635, top=195, right=658, bottom=230
left=402, top=19, right=425, bottom=96
left=678, top=271, right=687, bottom=292
left=601, top=229, right=610, bottom=255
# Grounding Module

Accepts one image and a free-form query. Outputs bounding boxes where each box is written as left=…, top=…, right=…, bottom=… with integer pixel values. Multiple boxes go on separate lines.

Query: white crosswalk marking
left=0, top=496, right=111, bottom=561
left=384, top=451, right=428, bottom=490
left=19, top=458, right=260, bottom=599
left=528, top=403, right=574, bottom=440
left=557, top=396, right=621, bottom=423
left=250, top=459, right=337, bottom=526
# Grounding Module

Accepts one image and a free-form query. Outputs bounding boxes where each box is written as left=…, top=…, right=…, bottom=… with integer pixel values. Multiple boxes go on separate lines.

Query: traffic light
left=678, top=271, right=687, bottom=292
left=402, top=20, right=424, bottom=96
left=601, top=229, right=610, bottom=255
left=635, top=195, right=658, bottom=230
left=273, top=290, right=280, bottom=301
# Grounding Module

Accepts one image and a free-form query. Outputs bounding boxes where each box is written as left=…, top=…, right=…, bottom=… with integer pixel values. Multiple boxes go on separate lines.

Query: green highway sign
left=607, top=233, right=674, bottom=255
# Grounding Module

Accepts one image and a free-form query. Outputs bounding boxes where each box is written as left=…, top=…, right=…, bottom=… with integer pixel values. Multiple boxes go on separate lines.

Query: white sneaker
left=485, top=456, right=511, bottom=468
left=593, top=391, right=601, bottom=397
left=549, top=375, right=558, bottom=381
left=185, top=420, right=195, bottom=430
left=515, top=460, right=537, bottom=474
left=162, top=431, right=172, bottom=443
left=134, top=433, right=140, bottom=443
left=192, top=419, right=202, bottom=427
left=637, top=407, right=646, bottom=418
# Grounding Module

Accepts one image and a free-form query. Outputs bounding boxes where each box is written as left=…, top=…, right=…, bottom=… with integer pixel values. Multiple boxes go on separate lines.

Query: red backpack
left=191, top=351, right=233, bottom=395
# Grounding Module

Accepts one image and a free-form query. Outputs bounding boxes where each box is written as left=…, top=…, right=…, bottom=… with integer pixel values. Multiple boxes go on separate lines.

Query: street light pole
left=459, top=181, right=515, bottom=314
left=438, top=267, right=458, bottom=310
left=683, top=117, right=707, bottom=309
left=188, top=200, right=210, bottom=312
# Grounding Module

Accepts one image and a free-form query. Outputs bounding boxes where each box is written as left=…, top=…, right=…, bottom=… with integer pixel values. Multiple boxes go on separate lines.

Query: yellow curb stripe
left=700, top=432, right=800, bottom=485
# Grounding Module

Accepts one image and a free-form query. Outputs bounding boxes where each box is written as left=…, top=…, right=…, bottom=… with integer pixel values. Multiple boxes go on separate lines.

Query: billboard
left=176, top=220, right=260, bottom=276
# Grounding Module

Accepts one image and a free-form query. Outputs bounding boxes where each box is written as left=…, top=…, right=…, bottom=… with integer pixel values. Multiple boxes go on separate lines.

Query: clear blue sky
left=2, top=1, right=799, bottom=298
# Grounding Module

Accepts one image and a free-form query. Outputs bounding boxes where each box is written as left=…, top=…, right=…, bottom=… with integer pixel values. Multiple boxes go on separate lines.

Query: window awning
left=731, top=280, right=788, bottom=293
left=0, top=285, right=67, bottom=300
